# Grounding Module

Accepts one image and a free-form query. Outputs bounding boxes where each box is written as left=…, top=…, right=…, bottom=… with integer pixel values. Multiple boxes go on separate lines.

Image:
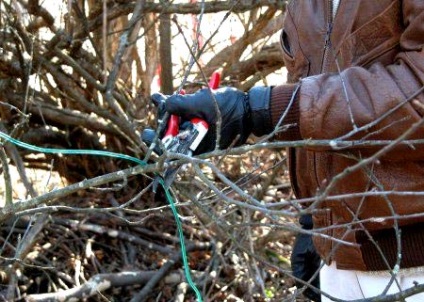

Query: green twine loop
left=0, top=131, right=202, bottom=301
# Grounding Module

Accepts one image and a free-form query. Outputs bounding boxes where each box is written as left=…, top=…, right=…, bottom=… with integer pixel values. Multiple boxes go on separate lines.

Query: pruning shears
left=153, top=72, right=221, bottom=191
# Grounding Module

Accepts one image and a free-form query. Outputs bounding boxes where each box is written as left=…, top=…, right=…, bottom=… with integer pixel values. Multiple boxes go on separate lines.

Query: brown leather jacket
left=270, top=0, right=424, bottom=271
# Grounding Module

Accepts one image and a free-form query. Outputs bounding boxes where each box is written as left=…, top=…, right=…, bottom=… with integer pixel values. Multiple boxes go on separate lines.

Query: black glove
left=291, top=214, right=321, bottom=302
left=150, top=86, right=273, bottom=154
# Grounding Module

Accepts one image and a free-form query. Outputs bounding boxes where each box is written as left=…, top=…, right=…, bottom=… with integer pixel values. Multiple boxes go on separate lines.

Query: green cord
left=0, top=131, right=203, bottom=301
left=163, top=184, right=202, bottom=299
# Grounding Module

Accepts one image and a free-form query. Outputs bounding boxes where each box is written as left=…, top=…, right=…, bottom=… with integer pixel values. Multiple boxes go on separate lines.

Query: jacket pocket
left=280, top=12, right=310, bottom=82
left=339, top=1, right=402, bottom=67
left=312, top=208, right=333, bottom=264
left=281, top=30, right=294, bottom=60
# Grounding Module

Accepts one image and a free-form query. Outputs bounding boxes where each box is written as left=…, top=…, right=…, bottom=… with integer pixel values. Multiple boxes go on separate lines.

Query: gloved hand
left=150, top=86, right=273, bottom=154
left=291, top=214, right=321, bottom=302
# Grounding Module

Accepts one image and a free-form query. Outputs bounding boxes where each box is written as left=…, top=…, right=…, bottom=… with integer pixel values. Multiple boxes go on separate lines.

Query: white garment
left=332, top=0, right=341, bottom=18
left=320, top=262, right=424, bottom=302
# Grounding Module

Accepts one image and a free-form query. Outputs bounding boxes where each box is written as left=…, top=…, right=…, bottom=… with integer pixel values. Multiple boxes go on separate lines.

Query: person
left=150, top=1, right=424, bottom=301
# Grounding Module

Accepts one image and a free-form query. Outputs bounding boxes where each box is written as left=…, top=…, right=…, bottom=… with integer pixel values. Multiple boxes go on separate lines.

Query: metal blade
left=163, top=166, right=181, bottom=189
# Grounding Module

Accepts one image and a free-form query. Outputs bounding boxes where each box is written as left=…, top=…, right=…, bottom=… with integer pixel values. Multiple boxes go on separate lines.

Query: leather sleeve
left=298, top=1, right=424, bottom=159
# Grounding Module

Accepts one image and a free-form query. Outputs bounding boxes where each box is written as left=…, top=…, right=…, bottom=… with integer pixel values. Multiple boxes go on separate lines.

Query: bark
left=159, top=1, right=173, bottom=94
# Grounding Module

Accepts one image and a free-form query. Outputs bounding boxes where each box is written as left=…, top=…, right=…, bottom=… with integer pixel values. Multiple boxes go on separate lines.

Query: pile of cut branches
left=1, top=149, right=303, bottom=301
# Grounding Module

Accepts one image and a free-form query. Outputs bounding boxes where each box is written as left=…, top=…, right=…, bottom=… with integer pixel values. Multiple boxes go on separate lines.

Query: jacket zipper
left=314, top=0, right=335, bottom=193
left=321, top=0, right=334, bottom=73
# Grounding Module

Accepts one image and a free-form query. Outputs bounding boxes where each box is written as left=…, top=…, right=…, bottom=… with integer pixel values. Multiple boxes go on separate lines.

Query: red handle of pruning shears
left=163, top=115, right=180, bottom=139
left=163, top=72, right=221, bottom=144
